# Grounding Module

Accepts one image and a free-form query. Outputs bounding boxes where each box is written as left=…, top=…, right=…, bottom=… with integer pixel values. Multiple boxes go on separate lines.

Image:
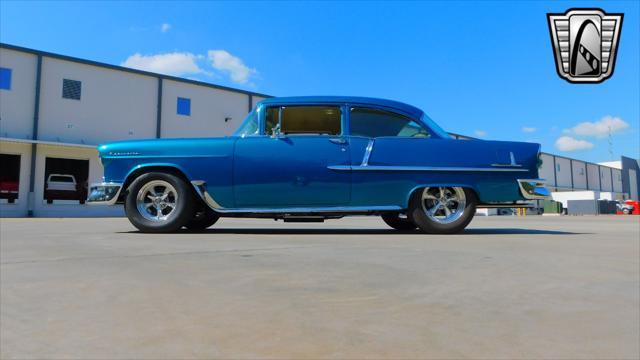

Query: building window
left=579, top=167, right=585, bottom=175
left=556, top=163, right=560, bottom=172
left=177, top=97, right=191, bottom=116
left=62, top=79, right=82, bottom=100
left=0, top=67, right=11, bottom=90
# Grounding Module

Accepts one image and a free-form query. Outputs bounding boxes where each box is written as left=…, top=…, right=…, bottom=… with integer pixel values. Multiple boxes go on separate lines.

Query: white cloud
left=207, top=50, right=256, bottom=84
left=121, top=52, right=203, bottom=76
left=555, top=136, right=594, bottom=152
left=564, top=115, right=630, bottom=138
left=521, top=127, right=537, bottom=133
left=474, top=130, right=487, bottom=138
left=161, top=23, right=171, bottom=33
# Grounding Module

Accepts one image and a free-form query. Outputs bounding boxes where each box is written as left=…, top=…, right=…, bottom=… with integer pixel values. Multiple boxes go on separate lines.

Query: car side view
left=88, top=96, right=549, bottom=233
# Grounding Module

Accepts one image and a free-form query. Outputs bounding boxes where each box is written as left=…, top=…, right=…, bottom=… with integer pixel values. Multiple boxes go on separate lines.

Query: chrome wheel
left=136, top=180, right=178, bottom=222
left=421, top=187, right=466, bottom=224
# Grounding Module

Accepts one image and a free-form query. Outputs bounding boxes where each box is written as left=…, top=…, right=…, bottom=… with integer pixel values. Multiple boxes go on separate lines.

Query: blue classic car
left=88, top=96, right=549, bottom=233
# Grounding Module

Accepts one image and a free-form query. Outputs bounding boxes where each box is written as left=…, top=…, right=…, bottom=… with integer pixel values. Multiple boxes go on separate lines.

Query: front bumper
left=87, top=182, right=122, bottom=205
left=517, top=179, right=550, bottom=200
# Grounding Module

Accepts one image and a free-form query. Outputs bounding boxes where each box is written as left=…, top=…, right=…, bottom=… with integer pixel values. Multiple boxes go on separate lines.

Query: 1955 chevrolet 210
left=88, top=96, right=549, bottom=234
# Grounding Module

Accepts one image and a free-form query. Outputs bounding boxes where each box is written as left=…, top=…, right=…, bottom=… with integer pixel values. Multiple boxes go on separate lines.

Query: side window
left=266, top=106, right=341, bottom=135
left=177, top=97, right=191, bottom=116
left=349, top=107, right=429, bottom=138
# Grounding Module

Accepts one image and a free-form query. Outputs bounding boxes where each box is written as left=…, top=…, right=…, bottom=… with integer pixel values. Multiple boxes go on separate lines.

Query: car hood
left=98, top=137, right=234, bottom=159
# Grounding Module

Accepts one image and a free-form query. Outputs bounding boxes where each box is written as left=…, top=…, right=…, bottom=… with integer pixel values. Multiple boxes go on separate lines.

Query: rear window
left=350, top=107, right=429, bottom=138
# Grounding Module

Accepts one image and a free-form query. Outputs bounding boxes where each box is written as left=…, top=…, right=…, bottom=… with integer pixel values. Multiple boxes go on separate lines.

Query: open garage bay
left=1, top=216, right=639, bottom=359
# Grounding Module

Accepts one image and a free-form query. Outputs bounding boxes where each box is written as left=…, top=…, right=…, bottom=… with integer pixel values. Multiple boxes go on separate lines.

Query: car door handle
left=329, top=138, right=347, bottom=145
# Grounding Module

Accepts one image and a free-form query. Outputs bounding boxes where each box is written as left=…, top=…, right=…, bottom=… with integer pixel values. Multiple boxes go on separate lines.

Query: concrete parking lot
left=1, top=215, right=638, bottom=359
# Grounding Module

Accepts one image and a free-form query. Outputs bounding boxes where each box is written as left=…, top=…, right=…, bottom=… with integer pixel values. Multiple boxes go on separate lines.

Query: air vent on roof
left=62, top=79, right=81, bottom=100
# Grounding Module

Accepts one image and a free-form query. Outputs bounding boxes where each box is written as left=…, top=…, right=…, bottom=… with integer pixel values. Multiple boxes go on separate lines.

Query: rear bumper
left=517, top=179, right=550, bottom=200
left=87, top=182, right=122, bottom=205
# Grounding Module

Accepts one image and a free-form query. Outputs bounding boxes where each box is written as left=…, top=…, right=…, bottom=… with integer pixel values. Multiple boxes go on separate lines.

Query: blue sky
left=1, top=1, right=638, bottom=162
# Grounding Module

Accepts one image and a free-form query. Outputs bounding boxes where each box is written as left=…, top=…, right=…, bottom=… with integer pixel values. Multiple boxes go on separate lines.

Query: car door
left=233, top=104, right=351, bottom=207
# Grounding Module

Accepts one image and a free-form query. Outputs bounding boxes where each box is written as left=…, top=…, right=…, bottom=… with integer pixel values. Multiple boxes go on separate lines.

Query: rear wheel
left=408, top=187, right=477, bottom=234
left=124, top=172, right=195, bottom=233
left=381, top=213, right=417, bottom=231
left=623, top=208, right=631, bottom=215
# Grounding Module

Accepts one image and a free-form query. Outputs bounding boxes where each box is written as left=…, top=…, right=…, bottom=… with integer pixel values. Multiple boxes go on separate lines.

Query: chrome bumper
left=517, top=179, right=550, bottom=200
left=87, top=182, right=122, bottom=205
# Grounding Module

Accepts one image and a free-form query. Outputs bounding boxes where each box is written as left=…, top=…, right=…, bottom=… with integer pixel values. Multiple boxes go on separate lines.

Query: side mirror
left=271, top=123, right=283, bottom=138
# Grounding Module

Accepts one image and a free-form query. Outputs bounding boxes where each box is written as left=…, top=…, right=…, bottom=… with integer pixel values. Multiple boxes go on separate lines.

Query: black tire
left=46, top=199, right=52, bottom=204
left=623, top=208, right=631, bottom=215
left=408, top=187, right=477, bottom=234
left=124, top=172, right=195, bottom=233
left=185, top=206, right=220, bottom=230
left=381, top=213, right=417, bottom=231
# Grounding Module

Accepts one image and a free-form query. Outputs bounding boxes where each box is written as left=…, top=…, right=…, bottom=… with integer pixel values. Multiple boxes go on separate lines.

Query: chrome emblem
left=547, top=8, right=623, bottom=83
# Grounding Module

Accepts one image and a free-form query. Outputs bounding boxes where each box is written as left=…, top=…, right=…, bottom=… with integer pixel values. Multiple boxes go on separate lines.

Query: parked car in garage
left=45, top=174, right=87, bottom=204
left=89, top=96, right=549, bottom=233
left=617, top=200, right=638, bottom=215
left=0, top=179, right=18, bottom=203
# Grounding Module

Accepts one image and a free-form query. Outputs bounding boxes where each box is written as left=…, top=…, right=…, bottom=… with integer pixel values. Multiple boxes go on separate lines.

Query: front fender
left=123, top=162, right=194, bottom=187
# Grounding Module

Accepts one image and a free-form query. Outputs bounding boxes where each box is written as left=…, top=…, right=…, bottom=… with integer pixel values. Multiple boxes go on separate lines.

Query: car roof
left=259, top=96, right=425, bottom=119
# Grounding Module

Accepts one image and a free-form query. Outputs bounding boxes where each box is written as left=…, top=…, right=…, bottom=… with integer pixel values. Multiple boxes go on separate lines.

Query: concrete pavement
left=1, top=215, right=639, bottom=359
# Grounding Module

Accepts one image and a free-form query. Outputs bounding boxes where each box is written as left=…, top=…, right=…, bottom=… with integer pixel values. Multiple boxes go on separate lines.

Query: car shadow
left=120, top=228, right=584, bottom=235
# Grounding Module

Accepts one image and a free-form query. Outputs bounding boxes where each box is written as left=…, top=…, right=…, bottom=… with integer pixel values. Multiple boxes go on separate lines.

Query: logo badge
left=547, top=8, right=623, bottom=83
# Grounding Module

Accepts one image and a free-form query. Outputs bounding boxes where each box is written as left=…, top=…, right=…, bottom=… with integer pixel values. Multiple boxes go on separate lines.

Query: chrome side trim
left=517, top=179, right=550, bottom=199
left=328, top=165, right=529, bottom=172
left=191, top=180, right=224, bottom=209
left=87, top=182, right=123, bottom=205
left=213, top=205, right=402, bottom=214
left=361, top=139, right=375, bottom=166
left=491, top=152, right=523, bottom=167
left=190, top=180, right=402, bottom=214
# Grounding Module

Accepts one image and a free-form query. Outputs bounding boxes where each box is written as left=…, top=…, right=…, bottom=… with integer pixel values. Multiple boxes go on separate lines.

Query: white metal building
left=0, top=43, right=267, bottom=217
left=1, top=44, right=638, bottom=217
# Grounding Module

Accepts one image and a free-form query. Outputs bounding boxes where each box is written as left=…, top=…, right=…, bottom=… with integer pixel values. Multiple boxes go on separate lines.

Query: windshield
left=233, top=110, right=259, bottom=136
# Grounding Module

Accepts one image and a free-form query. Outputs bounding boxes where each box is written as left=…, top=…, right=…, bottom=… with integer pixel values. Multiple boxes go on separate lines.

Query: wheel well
left=120, top=166, right=191, bottom=200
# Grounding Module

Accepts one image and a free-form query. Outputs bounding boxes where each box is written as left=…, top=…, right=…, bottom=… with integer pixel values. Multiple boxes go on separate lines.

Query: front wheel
left=124, top=172, right=195, bottom=233
left=408, top=187, right=477, bottom=234
left=184, top=207, right=220, bottom=230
